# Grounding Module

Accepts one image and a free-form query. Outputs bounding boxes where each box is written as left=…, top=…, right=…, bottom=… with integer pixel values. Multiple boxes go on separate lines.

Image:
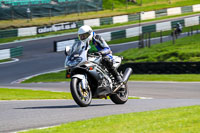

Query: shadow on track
left=14, top=103, right=114, bottom=109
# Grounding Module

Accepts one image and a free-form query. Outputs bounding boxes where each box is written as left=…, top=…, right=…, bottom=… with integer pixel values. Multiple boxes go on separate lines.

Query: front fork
left=72, top=74, right=88, bottom=90
left=81, top=76, right=87, bottom=90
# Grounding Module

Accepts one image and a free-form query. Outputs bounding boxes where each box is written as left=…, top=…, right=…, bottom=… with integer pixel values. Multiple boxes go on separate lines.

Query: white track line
left=0, top=58, right=19, bottom=65
left=11, top=68, right=65, bottom=84
left=128, top=96, right=153, bottom=99
left=12, top=125, right=59, bottom=133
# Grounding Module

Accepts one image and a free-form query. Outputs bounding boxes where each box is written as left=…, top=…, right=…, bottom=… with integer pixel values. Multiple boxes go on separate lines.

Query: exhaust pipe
left=122, top=68, right=133, bottom=84
left=113, top=68, right=132, bottom=93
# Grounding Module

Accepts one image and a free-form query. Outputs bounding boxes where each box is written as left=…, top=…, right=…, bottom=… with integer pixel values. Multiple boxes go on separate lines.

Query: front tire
left=110, top=84, right=128, bottom=104
left=70, top=78, right=92, bottom=107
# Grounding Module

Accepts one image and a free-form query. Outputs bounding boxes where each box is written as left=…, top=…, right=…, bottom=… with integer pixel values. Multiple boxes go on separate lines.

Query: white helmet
left=78, top=25, right=93, bottom=43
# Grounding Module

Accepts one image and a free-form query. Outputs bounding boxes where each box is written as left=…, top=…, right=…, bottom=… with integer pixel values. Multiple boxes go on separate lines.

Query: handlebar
left=88, top=52, right=102, bottom=57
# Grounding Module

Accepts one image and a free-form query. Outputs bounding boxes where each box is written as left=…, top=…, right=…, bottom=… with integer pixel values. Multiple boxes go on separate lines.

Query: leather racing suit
left=88, top=32, right=122, bottom=84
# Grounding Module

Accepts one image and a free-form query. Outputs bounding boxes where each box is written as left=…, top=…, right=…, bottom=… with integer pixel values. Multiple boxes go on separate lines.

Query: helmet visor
left=79, top=32, right=90, bottom=41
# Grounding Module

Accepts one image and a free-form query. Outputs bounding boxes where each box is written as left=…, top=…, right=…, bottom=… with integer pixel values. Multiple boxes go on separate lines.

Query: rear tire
left=110, top=84, right=128, bottom=104
left=70, top=78, right=92, bottom=107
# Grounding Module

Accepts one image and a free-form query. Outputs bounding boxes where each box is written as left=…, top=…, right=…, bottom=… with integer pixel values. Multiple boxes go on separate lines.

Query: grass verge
left=22, top=71, right=70, bottom=83
left=0, top=88, right=72, bottom=100
left=0, top=88, right=138, bottom=100
left=22, top=70, right=200, bottom=83
left=21, top=105, right=200, bottom=133
left=116, top=33, right=200, bottom=62
left=0, top=58, right=12, bottom=63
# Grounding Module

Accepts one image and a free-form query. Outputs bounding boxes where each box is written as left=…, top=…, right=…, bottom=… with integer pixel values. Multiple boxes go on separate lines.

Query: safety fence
left=54, top=15, right=200, bottom=52
left=0, top=4, right=200, bottom=39
left=0, top=46, right=23, bottom=60
left=118, top=62, right=200, bottom=74
left=0, top=0, right=102, bottom=20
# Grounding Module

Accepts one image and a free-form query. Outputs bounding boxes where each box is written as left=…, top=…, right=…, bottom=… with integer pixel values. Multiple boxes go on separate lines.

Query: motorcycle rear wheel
left=110, top=84, right=128, bottom=104
left=70, top=78, right=92, bottom=107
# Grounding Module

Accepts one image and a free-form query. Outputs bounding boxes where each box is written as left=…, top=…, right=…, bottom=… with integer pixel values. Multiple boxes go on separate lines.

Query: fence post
left=160, top=31, right=163, bottom=43
left=141, top=33, right=144, bottom=48
left=65, top=3, right=67, bottom=16
left=30, top=7, right=32, bottom=20
left=191, top=27, right=193, bottom=35
left=96, top=3, right=98, bottom=12
left=138, top=34, right=141, bottom=48
left=138, top=34, right=144, bottom=48
left=26, top=7, right=31, bottom=22
left=146, top=33, right=149, bottom=47
left=11, top=7, right=14, bottom=21
left=77, top=0, right=80, bottom=16
left=145, top=33, right=147, bottom=47
left=148, top=32, right=151, bottom=48
left=49, top=8, right=52, bottom=19
left=172, top=28, right=175, bottom=45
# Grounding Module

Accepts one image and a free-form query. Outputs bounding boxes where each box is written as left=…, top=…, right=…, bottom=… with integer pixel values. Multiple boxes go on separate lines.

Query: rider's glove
left=94, top=52, right=102, bottom=56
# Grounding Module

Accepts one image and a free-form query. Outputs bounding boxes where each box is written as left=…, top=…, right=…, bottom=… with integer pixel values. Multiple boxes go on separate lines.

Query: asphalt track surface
left=0, top=99, right=200, bottom=133
left=0, top=14, right=200, bottom=133
left=0, top=81, right=199, bottom=132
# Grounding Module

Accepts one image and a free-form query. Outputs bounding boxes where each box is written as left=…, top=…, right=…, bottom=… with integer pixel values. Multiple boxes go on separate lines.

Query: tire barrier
left=0, top=46, right=23, bottom=60
left=118, top=62, right=200, bottom=74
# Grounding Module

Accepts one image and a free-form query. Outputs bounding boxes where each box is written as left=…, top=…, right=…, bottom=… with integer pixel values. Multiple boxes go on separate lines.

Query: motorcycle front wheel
left=110, top=84, right=128, bottom=104
left=70, top=77, right=92, bottom=107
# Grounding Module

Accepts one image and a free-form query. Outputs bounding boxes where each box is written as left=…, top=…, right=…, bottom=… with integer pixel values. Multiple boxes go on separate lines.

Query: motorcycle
left=171, top=27, right=182, bottom=39
left=64, top=41, right=132, bottom=107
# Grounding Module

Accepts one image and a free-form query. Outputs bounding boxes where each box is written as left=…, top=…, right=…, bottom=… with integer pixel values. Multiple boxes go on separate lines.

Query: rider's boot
left=110, top=68, right=123, bottom=85
left=102, top=57, right=123, bottom=85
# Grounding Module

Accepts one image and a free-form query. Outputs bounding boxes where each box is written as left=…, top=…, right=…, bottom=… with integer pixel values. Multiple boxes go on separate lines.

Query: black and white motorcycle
left=65, top=41, right=132, bottom=107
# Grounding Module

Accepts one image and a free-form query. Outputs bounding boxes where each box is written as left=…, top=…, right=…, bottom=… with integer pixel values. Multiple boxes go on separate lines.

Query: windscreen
left=69, top=41, right=83, bottom=56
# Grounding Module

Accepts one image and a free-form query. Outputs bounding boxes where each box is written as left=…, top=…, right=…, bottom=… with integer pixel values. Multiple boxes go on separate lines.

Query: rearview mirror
left=65, top=46, right=70, bottom=56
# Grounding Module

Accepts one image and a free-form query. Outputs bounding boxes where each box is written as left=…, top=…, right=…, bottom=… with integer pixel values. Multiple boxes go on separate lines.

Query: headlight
left=65, top=57, right=82, bottom=67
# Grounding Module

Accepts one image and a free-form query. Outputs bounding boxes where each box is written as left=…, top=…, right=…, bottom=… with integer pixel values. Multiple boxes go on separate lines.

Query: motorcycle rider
left=176, top=22, right=182, bottom=34
left=78, top=25, right=123, bottom=85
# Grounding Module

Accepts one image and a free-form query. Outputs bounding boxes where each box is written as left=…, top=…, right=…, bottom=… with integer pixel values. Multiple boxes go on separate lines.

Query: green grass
left=21, top=105, right=200, bottom=133
left=22, top=71, right=70, bottom=83
left=1, top=0, right=200, bottom=30
left=22, top=70, right=200, bottom=83
left=116, top=33, right=200, bottom=62
left=0, top=88, right=138, bottom=100
left=0, top=88, right=72, bottom=100
left=0, top=58, right=12, bottom=63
